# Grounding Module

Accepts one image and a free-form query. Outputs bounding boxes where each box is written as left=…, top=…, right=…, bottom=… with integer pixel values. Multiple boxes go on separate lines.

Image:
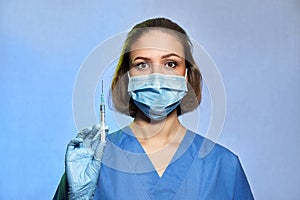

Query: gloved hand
left=65, top=124, right=106, bottom=200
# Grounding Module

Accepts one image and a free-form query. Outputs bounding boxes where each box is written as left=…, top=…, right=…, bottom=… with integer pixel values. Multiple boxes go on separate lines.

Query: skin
left=128, top=30, right=188, bottom=177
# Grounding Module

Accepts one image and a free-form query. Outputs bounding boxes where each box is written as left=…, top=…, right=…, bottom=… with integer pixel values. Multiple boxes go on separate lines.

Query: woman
left=54, top=17, right=254, bottom=199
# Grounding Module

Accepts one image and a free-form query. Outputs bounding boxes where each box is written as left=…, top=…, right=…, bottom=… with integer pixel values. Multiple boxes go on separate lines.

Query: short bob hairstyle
left=110, top=17, right=202, bottom=118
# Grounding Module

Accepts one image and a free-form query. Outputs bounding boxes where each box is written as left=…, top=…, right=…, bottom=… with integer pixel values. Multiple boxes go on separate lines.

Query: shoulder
left=106, top=128, right=124, bottom=144
left=106, top=126, right=135, bottom=148
left=190, top=131, right=242, bottom=181
left=189, top=131, right=254, bottom=198
left=189, top=130, right=239, bottom=166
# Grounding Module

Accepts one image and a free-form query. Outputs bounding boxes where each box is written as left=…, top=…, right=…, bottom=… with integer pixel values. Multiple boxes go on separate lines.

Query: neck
left=130, top=110, right=185, bottom=149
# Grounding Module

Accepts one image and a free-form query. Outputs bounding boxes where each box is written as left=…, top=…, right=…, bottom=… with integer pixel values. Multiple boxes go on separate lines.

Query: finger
left=93, top=141, right=106, bottom=161
left=90, top=124, right=101, bottom=141
left=91, top=129, right=101, bottom=142
left=82, top=129, right=101, bottom=150
left=77, top=125, right=100, bottom=140
left=76, top=126, right=93, bottom=139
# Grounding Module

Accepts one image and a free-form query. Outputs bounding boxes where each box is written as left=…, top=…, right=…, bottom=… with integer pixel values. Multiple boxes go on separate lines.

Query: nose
left=151, top=63, right=162, bottom=74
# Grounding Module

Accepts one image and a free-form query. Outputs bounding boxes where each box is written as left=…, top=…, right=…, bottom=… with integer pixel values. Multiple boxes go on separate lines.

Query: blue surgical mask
left=128, top=71, right=188, bottom=121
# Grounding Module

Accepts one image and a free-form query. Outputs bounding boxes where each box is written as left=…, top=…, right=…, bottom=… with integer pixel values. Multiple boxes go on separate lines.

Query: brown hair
left=110, top=17, right=202, bottom=117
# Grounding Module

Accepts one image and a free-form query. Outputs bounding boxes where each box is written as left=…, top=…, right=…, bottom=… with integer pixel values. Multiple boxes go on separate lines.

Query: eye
left=165, top=61, right=177, bottom=68
left=136, top=62, right=149, bottom=70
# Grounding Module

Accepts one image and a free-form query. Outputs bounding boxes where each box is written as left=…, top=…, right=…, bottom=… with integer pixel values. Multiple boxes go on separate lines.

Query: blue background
left=1, top=0, right=299, bottom=199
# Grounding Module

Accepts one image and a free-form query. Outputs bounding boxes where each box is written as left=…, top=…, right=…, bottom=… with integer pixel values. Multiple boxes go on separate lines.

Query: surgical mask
left=128, top=71, right=188, bottom=121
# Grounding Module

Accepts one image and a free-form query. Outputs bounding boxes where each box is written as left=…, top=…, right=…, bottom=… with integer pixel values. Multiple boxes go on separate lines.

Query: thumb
left=66, top=137, right=83, bottom=152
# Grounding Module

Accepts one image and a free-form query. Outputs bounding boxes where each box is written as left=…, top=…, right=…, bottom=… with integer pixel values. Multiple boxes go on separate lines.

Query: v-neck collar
left=119, top=126, right=198, bottom=199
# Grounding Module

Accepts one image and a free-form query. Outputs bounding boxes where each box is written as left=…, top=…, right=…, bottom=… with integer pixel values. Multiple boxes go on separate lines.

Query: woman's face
left=129, top=30, right=186, bottom=77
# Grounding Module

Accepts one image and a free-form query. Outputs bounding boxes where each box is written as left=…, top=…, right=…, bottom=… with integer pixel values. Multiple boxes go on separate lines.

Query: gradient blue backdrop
left=1, top=0, right=299, bottom=199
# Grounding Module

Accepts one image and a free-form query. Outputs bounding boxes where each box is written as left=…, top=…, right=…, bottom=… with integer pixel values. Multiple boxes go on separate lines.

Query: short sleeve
left=233, top=158, right=255, bottom=200
left=52, top=172, right=68, bottom=200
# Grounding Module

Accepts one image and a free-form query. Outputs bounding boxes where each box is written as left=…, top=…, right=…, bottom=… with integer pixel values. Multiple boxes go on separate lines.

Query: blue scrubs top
left=94, top=126, right=254, bottom=199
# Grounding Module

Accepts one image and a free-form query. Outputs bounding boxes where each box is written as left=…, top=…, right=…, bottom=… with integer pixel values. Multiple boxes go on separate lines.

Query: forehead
left=129, top=30, right=185, bottom=58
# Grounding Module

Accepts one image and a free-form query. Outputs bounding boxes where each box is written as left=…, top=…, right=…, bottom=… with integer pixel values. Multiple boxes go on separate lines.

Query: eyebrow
left=133, top=53, right=181, bottom=61
left=161, top=53, right=181, bottom=59
left=133, top=56, right=151, bottom=61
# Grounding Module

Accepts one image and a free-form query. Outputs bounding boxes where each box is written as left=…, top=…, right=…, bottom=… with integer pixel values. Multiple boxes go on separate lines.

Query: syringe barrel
left=100, top=104, right=107, bottom=141
left=100, top=122, right=106, bottom=141
left=100, top=105, right=105, bottom=120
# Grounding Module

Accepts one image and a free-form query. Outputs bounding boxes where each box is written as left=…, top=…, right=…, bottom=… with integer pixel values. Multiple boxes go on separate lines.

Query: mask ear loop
left=185, top=68, right=188, bottom=80
left=127, top=71, right=131, bottom=79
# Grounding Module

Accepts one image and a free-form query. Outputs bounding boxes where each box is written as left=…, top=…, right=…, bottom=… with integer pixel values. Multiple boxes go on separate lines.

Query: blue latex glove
left=66, top=124, right=106, bottom=200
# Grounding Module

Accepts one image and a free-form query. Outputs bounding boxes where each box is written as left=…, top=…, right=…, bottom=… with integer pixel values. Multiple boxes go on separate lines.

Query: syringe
left=100, top=80, right=109, bottom=141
